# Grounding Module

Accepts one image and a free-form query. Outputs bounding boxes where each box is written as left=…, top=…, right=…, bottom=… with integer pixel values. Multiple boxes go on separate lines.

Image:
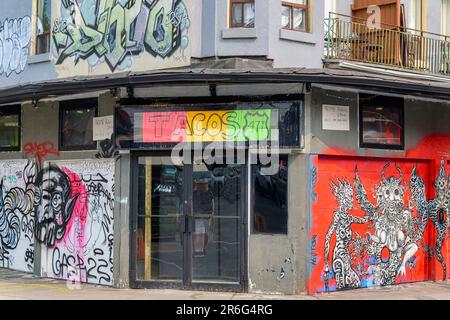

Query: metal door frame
left=129, top=151, right=248, bottom=292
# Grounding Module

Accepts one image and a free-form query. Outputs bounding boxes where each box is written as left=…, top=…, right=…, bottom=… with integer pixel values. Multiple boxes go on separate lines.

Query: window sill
left=222, top=28, right=257, bottom=39
left=28, top=53, right=51, bottom=65
left=279, top=29, right=316, bottom=45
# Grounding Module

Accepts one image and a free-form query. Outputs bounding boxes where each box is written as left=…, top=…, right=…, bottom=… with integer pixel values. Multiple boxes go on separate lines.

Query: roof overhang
left=1, top=67, right=450, bottom=105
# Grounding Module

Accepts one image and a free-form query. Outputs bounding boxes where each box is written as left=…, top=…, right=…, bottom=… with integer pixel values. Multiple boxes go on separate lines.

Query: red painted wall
left=308, top=135, right=450, bottom=293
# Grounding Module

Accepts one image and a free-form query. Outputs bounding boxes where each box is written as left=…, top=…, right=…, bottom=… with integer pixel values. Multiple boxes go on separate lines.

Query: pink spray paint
left=59, top=168, right=88, bottom=283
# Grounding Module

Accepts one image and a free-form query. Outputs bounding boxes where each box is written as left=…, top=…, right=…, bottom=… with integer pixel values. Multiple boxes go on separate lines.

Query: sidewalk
left=0, top=269, right=449, bottom=300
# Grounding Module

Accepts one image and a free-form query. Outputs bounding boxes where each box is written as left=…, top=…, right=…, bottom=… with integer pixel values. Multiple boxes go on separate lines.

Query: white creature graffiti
left=0, top=16, right=31, bottom=77
left=355, top=164, right=419, bottom=286
left=323, top=178, right=367, bottom=291
left=410, top=160, right=450, bottom=280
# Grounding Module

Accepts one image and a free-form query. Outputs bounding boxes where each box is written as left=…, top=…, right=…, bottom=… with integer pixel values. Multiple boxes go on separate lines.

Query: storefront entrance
left=130, top=154, right=247, bottom=291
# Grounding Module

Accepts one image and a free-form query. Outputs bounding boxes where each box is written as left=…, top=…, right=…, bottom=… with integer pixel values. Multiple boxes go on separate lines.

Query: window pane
left=136, top=158, right=184, bottom=282
left=37, top=0, right=51, bottom=34
left=253, top=155, right=288, bottom=234
left=61, top=106, right=96, bottom=148
left=243, top=3, right=255, bottom=27
left=361, top=95, right=403, bottom=148
left=36, top=34, right=50, bottom=55
left=36, top=0, right=51, bottom=54
left=293, top=8, right=306, bottom=30
left=0, top=113, right=20, bottom=149
left=281, top=6, right=291, bottom=29
left=288, top=0, right=306, bottom=4
left=231, top=3, right=243, bottom=26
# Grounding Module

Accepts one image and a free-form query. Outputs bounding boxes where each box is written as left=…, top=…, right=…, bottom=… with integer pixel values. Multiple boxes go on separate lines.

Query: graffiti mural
left=410, top=160, right=450, bottom=280
left=0, top=16, right=31, bottom=77
left=52, top=0, right=190, bottom=75
left=324, top=178, right=367, bottom=290
left=308, top=157, right=449, bottom=293
left=40, top=159, right=115, bottom=286
left=0, top=160, right=37, bottom=273
left=354, top=164, right=419, bottom=287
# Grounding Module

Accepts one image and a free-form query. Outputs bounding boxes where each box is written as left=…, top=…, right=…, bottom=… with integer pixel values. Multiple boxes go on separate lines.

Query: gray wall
left=0, top=0, right=56, bottom=88
left=248, top=154, right=310, bottom=295
left=309, top=85, right=450, bottom=157
left=200, top=0, right=325, bottom=68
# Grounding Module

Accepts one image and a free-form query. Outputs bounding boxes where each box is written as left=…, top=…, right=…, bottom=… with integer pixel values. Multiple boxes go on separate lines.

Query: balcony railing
left=324, top=13, right=450, bottom=76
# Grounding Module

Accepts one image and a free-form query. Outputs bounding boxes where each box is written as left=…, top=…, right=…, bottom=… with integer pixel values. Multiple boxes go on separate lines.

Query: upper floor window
left=230, top=0, right=255, bottom=28
left=407, top=0, right=422, bottom=32
left=59, top=99, right=98, bottom=151
left=0, top=105, right=21, bottom=152
left=359, top=94, right=404, bottom=150
left=36, top=0, right=51, bottom=55
left=282, top=0, right=308, bottom=32
left=442, top=0, right=450, bottom=36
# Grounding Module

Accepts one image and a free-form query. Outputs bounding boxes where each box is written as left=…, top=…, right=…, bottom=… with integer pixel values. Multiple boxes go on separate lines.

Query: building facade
left=0, top=0, right=449, bottom=295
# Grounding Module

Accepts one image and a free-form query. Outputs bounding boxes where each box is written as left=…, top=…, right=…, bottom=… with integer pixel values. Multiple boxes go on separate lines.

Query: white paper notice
left=322, top=105, right=350, bottom=131
left=93, top=116, right=114, bottom=141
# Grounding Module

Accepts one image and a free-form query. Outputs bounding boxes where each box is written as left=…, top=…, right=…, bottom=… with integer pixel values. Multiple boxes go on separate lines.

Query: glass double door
left=132, top=154, right=245, bottom=290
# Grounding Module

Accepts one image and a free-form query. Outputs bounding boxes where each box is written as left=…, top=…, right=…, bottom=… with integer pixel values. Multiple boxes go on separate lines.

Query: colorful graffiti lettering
left=140, top=110, right=273, bottom=143
left=52, top=0, right=190, bottom=72
left=0, top=16, right=31, bottom=77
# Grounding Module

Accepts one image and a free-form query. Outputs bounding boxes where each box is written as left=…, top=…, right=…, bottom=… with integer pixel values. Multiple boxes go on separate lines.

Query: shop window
left=0, top=106, right=21, bottom=152
left=359, top=94, right=404, bottom=150
left=282, top=0, right=308, bottom=32
left=252, top=155, right=288, bottom=235
left=36, top=0, right=51, bottom=55
left=230, top=0, right=255, bottom=28
left=59, top=99, right=97, bottom=151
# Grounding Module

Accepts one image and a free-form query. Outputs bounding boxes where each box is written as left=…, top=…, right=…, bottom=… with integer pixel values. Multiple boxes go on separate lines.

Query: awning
left=1, top=63, right=450, bottom=105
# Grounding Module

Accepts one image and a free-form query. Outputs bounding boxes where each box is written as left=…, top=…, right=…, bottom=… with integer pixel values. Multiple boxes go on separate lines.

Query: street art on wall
left=410, top=160, right=450, bottom=280
left=40, top=159, right=115, bottom=286
left=52, top=0, right=191, bottom=76
left=0, top=160, right=37, bottom=273
left=0, top=16, right=31, bottom=77
left=0, top=158, right=115, bottom=286
left=308, top=155, right=450, bottom=293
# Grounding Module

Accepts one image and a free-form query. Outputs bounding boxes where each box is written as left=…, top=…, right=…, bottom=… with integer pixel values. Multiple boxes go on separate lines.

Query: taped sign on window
left=322, top=105, right=350, bottom=131
left=93, top=116, right=114, bottom=141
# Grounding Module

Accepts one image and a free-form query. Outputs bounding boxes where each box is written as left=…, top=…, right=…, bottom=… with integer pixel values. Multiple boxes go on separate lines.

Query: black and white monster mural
left=324, top=178, right=367, bottom=291
left=411, top=160, right=450, bottom=280
left=354, top=164, right=419, bottom=287
left=315, top=160, right=450, bottom=292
